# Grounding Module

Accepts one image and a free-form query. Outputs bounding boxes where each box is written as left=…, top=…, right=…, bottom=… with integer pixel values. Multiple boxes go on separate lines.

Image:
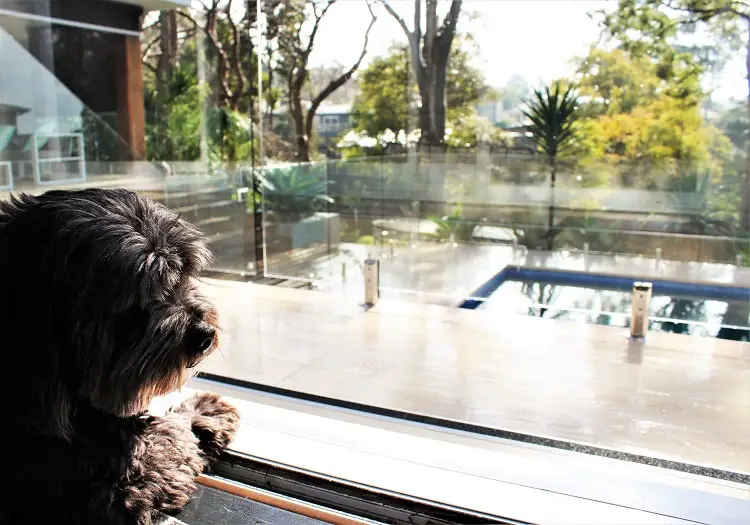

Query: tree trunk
left=156, top=10, right=177, bottom=160
left=266, top=45, right=275, bottom=128
left=434, top=47, right=449, bottom=144
left=290, top=71, right=309, bottom=162
left=547, top=157, right=557, bottom=251
left=743, top=18, right=750, bottom=233
left=423, top=0, right=438, bottom=144
left=383, top=0, right=461, bottom=147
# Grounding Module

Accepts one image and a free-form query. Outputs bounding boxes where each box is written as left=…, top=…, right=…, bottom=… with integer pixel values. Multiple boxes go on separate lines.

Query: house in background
left=271, top=102, right=353, bottom=157
left=313, top=104, right=353, bottom=138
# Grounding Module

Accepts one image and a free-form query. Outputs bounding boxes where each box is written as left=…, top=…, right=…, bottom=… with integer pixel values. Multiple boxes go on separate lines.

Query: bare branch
left=381, top=0, right=425, bottom=84
left=141, top=19, right=160, bottom=31
left=142, top=61, right=158, bottom=74
left=224, top=0, right=246, bottom=108
left=175, top=10, right=198, bottom=27
left=660, top=0, right=748, bottom=20
left=177, top=7, right=234, bottom=106
left=308, top=0, right=377, bottom=123
left=141, top=35, right=162, bottom=59
left=305, top=0, right=337, bottom=56
left=381, top=0, right=411, bottom=38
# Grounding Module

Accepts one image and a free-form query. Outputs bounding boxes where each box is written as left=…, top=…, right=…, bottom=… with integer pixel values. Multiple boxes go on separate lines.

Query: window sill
left=151, top=377, right=750, bottom=525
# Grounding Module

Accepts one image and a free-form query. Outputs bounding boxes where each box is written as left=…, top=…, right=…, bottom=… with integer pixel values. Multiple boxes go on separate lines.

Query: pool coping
left=460, top=265, right=750, bottom=309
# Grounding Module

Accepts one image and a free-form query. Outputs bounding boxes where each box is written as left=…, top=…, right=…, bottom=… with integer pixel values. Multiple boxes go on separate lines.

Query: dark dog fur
left=0, top=188, right=240, bottom=524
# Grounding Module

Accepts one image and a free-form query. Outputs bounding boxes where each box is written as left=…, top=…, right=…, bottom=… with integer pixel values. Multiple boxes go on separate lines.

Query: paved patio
left=197, top=278, right=750, bottom=475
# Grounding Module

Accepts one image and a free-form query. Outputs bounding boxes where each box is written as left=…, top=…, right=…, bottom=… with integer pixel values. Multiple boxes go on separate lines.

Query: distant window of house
left=318, top=115, right=339, bottom=134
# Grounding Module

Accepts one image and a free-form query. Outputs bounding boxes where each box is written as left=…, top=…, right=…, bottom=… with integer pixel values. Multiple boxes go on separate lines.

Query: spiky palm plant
left=522, top=83, right=580, bottom=249
left=257, top=165, right=334, bottom=223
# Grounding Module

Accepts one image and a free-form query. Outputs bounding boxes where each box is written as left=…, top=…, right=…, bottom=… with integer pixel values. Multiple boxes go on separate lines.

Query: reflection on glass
left=1, top=0, right=749, bottom=477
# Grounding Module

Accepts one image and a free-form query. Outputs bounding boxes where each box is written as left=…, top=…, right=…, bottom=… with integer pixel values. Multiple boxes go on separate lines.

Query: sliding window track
left=208, top=451, right=531, bottom=525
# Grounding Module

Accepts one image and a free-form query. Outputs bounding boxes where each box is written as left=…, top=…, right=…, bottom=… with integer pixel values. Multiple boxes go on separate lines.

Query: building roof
left=272, top=102, right=353, bottom=116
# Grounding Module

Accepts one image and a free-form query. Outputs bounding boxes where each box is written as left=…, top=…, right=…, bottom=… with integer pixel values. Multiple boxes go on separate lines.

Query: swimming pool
left=462, top=268, right=750, bottom=341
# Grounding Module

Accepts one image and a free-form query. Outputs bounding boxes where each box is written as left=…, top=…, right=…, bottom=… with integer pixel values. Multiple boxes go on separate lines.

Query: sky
left=306, top=0, right=746, bottom=104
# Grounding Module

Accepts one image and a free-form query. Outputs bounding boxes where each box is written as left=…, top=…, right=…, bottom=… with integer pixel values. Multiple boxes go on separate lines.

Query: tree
left=568, top=47, right=730, bottom=192
left=522, top=82, right=580, bottom=249
left=350, top=38, right=488, bottom=140
left=351, top=46, right=411, bottom=138
left=173, top=0, right=253, bottom=111
left=272, top=0, right=377, bottom=162
left=381, top=0, right=463, bottom=147
left=140, top=4, right=260, bottom=163
left=140, top=2, right=260, bottom=162
left=599, top=0, right=750, bottom=230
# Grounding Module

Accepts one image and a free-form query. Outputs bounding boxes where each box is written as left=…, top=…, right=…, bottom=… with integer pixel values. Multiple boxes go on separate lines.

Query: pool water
left=477, top=280, right=750, bottom=341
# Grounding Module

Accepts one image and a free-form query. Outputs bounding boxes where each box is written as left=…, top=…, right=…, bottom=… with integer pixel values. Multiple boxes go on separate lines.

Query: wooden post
left=116, top=34, right=146, bottom=160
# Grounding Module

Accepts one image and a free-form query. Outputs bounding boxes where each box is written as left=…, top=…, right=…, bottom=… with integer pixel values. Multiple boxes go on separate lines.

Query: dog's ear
left=0, top=193, right=75, bottom=441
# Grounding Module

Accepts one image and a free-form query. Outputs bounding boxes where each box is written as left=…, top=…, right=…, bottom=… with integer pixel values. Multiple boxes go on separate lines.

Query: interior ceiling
left=116, top=0, right=191, bottom=11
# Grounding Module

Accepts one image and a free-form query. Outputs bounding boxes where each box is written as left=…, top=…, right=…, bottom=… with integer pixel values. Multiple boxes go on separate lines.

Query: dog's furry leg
left=167, top=392, right=241, bottom=457
left=120, top=416, right=208, bottom=525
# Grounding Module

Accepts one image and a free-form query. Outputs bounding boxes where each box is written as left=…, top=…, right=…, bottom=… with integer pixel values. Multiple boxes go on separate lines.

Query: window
left=2, top=0, right=748, bottom=522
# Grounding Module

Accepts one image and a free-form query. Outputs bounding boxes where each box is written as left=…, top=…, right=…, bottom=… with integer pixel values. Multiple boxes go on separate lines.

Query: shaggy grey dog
left=0, top=188, right=240, bottom=524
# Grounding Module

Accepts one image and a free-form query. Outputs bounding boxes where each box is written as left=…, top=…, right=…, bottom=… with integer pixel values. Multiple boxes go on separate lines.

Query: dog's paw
left=170, top=392, right=240, bottom=455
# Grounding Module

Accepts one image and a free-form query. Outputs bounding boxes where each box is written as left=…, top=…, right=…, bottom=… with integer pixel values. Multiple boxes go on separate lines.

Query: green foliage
left=257, top=165, right=334, bottom=222
left=356, top=235, right=377, bottom=245
left=143, top=33, right=258, bottom=163
left=716, top=101, right=749, bottom=150
left=351, top=37, right=488, bottom=140
left=575, top=48, right=663, bottom=116
left=446, top=37, right=492, bottom=121
left=427, top=204, right=477, bottom=242
left=522, top=82, right=580, bottom=159
left=350, top=46, right=411, bottom=138
left=567, top=48, right=731, bottom=189
left=145, top=78, right=256, bottom=163
left=598, top=0, right=745, bottom=80
left=445, top=114, right=509, bottom=149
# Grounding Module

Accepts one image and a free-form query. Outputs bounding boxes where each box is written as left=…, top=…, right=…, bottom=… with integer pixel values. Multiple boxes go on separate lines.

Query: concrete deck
left=197, top=278, right=750, bottom=476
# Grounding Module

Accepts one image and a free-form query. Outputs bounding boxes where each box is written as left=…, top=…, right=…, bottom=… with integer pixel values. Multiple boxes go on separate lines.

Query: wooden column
left=116, top=34, right=146, bottom=160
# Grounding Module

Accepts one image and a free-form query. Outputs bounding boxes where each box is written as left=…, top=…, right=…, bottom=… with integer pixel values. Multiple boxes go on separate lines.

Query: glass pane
left=4, top=0, right=748, bottom=500
left=201, top=0, right=749, bottom=476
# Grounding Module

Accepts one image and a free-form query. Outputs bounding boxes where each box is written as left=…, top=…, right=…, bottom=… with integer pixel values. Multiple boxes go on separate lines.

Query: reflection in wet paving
left=199, top=279, right=750, bottom=475
left=480, top=280, right=750, bottom=341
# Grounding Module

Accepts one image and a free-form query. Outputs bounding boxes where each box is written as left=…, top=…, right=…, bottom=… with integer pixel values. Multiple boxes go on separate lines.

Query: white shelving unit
left=31, top=132, right=86, bottom=186
left=0, top=161, right=12, bottom=191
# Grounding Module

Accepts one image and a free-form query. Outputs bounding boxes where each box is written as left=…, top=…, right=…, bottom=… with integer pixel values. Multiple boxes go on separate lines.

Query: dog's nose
left=197, top=326, right=215, bottom=353
left=186, top=324, right=216, bottom=355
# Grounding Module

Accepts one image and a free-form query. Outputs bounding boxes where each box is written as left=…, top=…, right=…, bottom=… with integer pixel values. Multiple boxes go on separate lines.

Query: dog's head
left=0, top=188, right=218, bottom=439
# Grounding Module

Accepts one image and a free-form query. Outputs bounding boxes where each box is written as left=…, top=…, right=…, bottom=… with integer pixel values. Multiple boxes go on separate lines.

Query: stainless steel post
left=630, top=282, right=652, bottom=339
left=363, top=259, right=380, bottom=306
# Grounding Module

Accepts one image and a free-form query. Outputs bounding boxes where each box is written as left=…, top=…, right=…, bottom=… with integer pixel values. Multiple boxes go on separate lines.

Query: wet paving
left=198, top=278, right=750, bottom=475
